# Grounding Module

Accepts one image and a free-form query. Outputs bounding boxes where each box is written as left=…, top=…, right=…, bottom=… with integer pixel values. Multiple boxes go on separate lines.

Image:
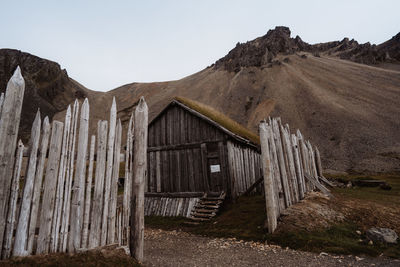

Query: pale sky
left=1, top=0, right=399, bottom=92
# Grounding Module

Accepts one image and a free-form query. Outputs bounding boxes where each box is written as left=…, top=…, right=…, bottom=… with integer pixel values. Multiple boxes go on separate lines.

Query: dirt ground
left=143, top=228, right=399, bottom=267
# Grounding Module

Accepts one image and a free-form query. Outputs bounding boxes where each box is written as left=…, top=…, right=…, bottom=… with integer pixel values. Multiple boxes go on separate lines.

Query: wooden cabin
left=146, top=97, right=262, bottom=200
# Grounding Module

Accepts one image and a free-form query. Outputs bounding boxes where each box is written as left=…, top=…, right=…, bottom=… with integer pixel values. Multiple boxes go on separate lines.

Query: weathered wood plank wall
left=226, top=141, right=262, bottom=197
left=147, top=103, right=260, bottom=198
left=144, top=196, right=200, bottom=217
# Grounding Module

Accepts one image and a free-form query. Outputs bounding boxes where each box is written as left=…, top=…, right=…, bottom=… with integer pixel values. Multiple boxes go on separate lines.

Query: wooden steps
left=187, top=192, right=226, bottom=223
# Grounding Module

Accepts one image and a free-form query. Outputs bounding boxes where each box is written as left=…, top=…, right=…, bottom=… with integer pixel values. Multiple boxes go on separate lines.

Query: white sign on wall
left=210, top=164, right=221, bottom=173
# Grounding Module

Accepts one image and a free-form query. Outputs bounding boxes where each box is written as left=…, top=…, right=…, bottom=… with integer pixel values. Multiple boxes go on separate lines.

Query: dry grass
left=174, top=96, right=260, bottom=144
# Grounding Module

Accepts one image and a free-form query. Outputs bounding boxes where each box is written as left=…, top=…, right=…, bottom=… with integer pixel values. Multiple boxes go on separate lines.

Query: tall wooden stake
left=61, top=100, right=79, bottom=252
left=89, top=121, right=108, bottom=248
left=82, top=135, right=96, bottom=248
left=69, top=98, right=89, bottom=252
left=108, top=119, right=122, bottom=243
left=123, top=114, right=134, bottom=245
left=2, top=140, right=24, bottom=259
left=130, top=97, right=148, bottom=262
left=36, top=121, right=64, bottom=254
left=13, top=111, right=41, bottom=256
left=27, top=117, right=51, bottom=254
left=101, top=97, right=117, bottom=245
left=0, top=67, right=25, bottom=255
left=51, top=106, right=71, bottom=252
left=259, top=121, right=277, bottom=233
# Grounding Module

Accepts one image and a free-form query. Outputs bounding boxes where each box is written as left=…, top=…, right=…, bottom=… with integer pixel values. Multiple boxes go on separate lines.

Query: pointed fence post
left=102, top=97, right=117, bottom=245
left=108, top=119, right=122, bottom=243
left=82, top=135, right=96, bottom=248
left=0, top=67, right=25, bottom=254
left=51, top=106, right=72, bottom=252
left=123, top=114, right=134, bottom=245
left=130, top=97, right=148, bottom=262
left=61, top=100, right=79, bottom=252
left=292, top=134, right=305, bottom=199
left=2, top=140, right=24, bottom=259
left=27, top=117, right=51, bottom=254
left=36, top=121, right=64, bottom=254
left=272, top=119, right=291, bottom=207
left=89, top=120, right=108, bottom=248
left=259, top=121, right=277, bottom=233
left=13, top=111, right=41, bottom=256
left=69, top=98, right=89, bottom=252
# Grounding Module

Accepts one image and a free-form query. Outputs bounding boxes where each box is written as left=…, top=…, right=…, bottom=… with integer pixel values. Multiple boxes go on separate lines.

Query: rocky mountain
left=214, top=26, right=400, bottom=72
left=0, top=49, right=89, bottom=140
left=1, top=27, right=400, bottom=173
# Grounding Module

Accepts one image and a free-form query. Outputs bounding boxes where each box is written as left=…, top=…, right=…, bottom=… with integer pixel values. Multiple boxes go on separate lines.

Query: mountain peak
left=214, top=26, right=309, bottom=72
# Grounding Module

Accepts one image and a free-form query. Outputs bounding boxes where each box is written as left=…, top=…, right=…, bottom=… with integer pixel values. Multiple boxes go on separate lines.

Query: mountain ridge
left=1, top=26, right=400, bottom=173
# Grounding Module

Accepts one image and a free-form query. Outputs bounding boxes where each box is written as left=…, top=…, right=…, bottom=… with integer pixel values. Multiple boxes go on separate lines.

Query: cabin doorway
left=206, top=142, right=224, bottom=192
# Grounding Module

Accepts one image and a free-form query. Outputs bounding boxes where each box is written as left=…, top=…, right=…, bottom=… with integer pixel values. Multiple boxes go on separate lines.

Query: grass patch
left=269, top=222, right=400, bottom=257
left=174, top=96, right=260, bottom=145
left=326, top=173, right=400, bottom=207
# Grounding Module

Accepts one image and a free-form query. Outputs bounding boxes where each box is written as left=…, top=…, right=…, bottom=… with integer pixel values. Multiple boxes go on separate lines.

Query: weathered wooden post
left=102, top=97, right=117, bottom=246
left=36, top=121, right=64, bottom=254
left=108, top=119, right=122, bottom=243
left=69, top=98, right=89, bottom=252
left=259, top=120, right=277, bottom=233
left=82, top=135, right=96, bottom=248
left=27, top=117, right=51, bottom=254
left=89, top=120, right=108, bottom=248
left=292, top=134, right=305, bottom=199
left=0, top=67, right=25, bottom=255
left=13, top=111, right=41, bottom=256
left=2, top=140, right=24, bottom=259
left=130, top=97, right=148, bottom=262
left=61, top=100, right=79, bottom=252
left=272, top=119, right=291, bottom=207
left=51, top=106, right=72, bottom=252
left=123, top=114, right=134, bottom=245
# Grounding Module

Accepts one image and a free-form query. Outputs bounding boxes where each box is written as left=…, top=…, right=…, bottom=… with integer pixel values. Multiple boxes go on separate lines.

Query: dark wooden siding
left=146, top=102, right=260, bottom=197
left=148, top=105, right=225, bottom=147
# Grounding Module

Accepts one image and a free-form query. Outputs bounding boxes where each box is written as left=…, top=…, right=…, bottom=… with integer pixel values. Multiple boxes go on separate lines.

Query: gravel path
left=144, top=229, right=399, bottom=267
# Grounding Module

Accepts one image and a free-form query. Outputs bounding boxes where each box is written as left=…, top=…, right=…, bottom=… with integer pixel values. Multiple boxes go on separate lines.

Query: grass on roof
left=174, top=96, right=260, bottom=145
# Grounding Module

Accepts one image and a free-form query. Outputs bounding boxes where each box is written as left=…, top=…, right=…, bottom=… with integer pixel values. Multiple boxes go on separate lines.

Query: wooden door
left=206, top=142, right=223, bottom=192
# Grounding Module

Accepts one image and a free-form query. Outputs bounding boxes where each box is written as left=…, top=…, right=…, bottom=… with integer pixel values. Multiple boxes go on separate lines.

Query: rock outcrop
left=0, top=49, right=88, bottom=141
left=214, top=26, right=310, bottom=72
left=214, top=26, right=400, bottom=72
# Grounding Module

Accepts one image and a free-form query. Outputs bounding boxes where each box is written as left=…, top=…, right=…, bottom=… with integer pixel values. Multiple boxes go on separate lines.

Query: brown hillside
left=1, top=27, right=399, bottom=173
left=71, top=51, right=400, bottom=173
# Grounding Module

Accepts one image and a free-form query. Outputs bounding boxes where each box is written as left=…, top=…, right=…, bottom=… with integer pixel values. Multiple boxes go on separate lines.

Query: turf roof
left=174, top=96, right=260, bottom=145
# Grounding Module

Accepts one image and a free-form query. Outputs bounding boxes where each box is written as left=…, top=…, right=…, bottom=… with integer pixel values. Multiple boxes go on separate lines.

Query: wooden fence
left=0, top=67, right=148, bottom=261
left=259, top=117, right=329, bottom=233
left=144, top=192, right=202, bottom=217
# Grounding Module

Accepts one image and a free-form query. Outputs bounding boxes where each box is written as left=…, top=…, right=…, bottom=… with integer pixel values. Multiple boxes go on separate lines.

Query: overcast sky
left=1, top=0, right=399, bottom=92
